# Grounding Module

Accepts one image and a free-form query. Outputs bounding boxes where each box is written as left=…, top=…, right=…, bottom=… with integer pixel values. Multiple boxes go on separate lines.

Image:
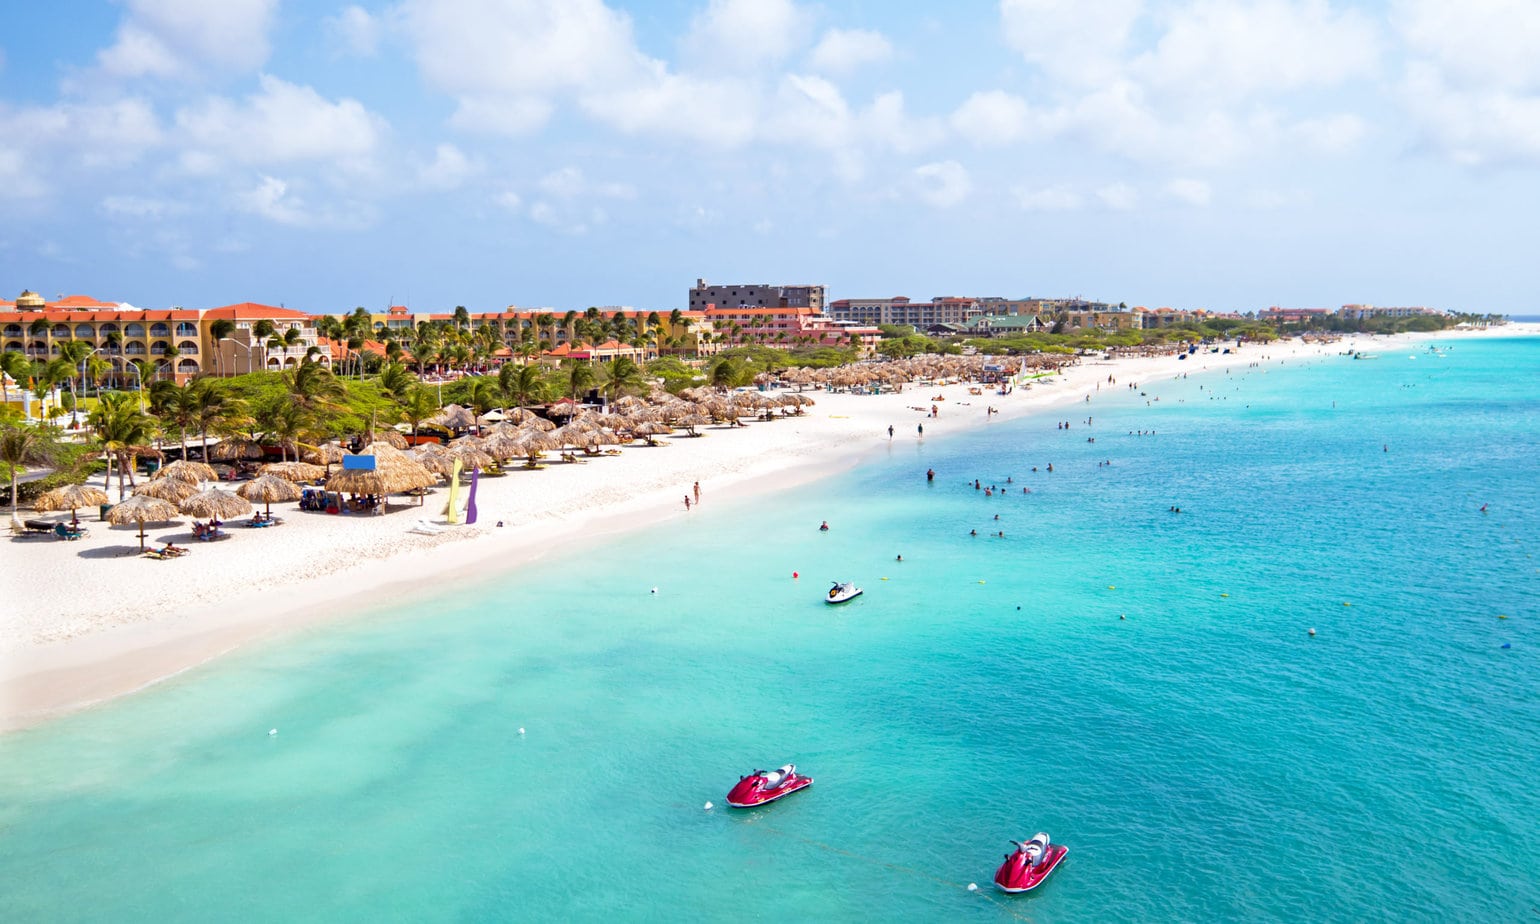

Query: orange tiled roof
left=204, top=302, right=311, bottom=320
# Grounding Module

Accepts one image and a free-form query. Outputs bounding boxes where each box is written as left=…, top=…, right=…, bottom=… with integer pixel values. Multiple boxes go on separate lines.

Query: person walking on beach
left=684, top=495, right=691, bottom=511
left=917, top=423, right=924, bottom=437
left=693, top=481, right=700, bottom=504
left=888, top=425, right=894, bottom=439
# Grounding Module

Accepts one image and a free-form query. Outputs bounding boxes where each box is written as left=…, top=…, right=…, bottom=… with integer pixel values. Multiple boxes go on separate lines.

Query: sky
left=1, top=0, right=1537, bottom=315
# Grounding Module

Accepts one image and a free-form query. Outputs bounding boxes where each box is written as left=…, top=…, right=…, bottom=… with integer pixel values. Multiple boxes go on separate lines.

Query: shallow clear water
left=2, top=336, right=1537, bottom=922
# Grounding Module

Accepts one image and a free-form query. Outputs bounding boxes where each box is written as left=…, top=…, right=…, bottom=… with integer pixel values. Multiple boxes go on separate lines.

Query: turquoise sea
left=2, top=335, right=1537, bottom=922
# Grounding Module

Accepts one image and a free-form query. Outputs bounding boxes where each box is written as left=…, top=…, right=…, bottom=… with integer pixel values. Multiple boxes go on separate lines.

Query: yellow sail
left=447, top=458, right=463, bottom=525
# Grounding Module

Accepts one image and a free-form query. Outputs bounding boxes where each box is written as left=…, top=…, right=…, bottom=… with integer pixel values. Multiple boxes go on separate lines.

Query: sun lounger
left=54, top=523, right=87, bottom=540
left=21, top=519, right=55, bottom=536
left=409, top=520, right=446, bottom=535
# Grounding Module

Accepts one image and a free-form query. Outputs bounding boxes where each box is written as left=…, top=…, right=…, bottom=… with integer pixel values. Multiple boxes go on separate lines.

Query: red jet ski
left=725, top=764, right=813, bottom=808
left=994, top=833, right=1067, bottom=893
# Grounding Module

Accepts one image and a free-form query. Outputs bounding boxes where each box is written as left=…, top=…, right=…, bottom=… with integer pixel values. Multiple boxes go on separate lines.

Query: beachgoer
left=888, top=425, right=894, bottom=438
left=970, top=529, right=977, bottom=536
left=684, top=496, right=691, bottom=511
left=896, top=554, right=903, bottom=561
left=819, top=521, right=829, bottom=531
left=693, top=481, right=700, bottom=503
left=926, top=468, right=935, bottom=482
left=917, top=424, right=924, bottom=437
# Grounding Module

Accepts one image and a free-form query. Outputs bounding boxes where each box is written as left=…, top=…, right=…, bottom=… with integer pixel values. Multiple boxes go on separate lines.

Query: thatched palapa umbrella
left=180, top=487, right=253, bottom=522
left=154, top=459, right=217, bottom=484
left=210, top=437, right=265, bottom=461
left=326, top=446, right=437, bottom=504
left=134, top=478, right=198, bottom=504
left=105, top=494, right=182, bottom=551
left=259, top=461, right=326, bottom=482
left=236, top=474, right=301, bottom=515
left=35, top=483, right=111, bottom=524
left=304, top=442, right=346, bottom=465
left=428, top=404, right=476, bottom=430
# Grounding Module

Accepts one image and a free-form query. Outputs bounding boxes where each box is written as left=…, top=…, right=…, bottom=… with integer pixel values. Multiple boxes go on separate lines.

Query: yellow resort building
left=1, top=291, right=330, bottom=388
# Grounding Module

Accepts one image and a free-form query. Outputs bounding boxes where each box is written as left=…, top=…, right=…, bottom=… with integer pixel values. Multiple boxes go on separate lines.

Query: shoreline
left=3, top=325, right=1530, bottom=731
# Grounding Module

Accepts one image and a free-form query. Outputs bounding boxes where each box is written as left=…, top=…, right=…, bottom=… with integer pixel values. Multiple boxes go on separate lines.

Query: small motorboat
left=726, top=764, right=812, bottom=808
left=994, top=832, right=1067, bottom=893
left=826, top=581, right=863, bottom=604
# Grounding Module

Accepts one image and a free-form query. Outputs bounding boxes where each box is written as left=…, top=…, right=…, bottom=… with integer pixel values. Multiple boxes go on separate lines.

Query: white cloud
left=1013, top=185, right=1081, bottom=210
left=1132, top=0, right=1380, bottom=104
left=580, top=66, right=759, bottom=147
left=1393, top=0, right=1540, bottom=165
left=808, top=28, right=893, bottom=74
left=1293, top=113, right=1367, bottom=154
left=237, top=176, right=311, bottom=225
left=175, top=75, right=386, bottom=171
left=683, top=0, right=813, bottom=68
left=418, top=143, right=478, bottom=190
left=397, top=0, right=641, bottom=135
left=494, top=189, right=522, bottom=211
left=0, top=148, right=46, bottom=199
left=98, top=0, right=278, bottom=78
left=536, top=166, right=634, bottom=200
left=326, top=5, right=381, bottom=57
left=1000, top=0, right=1143, bottom=87
left=1392, top=0, right=1540, bottom=92
left=912, top=160, right=972, bottom=208
left=1097, top=183, right=1138, bottom=210
left=951, top=90, right=1034, bottom=145
left=1164, top=178, right=1212, bottom=206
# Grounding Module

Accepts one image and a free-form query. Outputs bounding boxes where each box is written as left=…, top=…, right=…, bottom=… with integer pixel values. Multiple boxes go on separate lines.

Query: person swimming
left=819, top=521, right=829, bottom=531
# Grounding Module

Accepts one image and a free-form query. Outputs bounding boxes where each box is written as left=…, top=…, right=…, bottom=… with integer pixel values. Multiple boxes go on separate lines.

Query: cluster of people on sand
left=683, top=481, right=701, bottom=511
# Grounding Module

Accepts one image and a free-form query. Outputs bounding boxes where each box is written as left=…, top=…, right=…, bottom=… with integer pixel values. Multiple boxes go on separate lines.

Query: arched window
left=74, top=323, right=95, bottom=338
left=51, top=324, right=70, bottom=338
left=124, top=323, right=145, bottom=337
left=177, top=358, right=199, bottom=373
left=149, top=322, right=170, bottom=337
left=175, top=322, right=197, bottom=337
left=266, top=357, right=281, bottom=368
left=283, top=356, right=298, bottom=367
left=177, top=340, right=199, bottom=354
left=150, top=340, right=170, bottom=355
left=3, top=324, right=21, bottom=338
left=123, top=340, right=147, bottom=356
left=98, top=323, right=119, bottom=335
left=3, top=340, right=22, bottom=352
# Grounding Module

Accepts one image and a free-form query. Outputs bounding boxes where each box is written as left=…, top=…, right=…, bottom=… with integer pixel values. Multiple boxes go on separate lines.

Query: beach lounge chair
left=21, top=518, right=55, bottom=536
left=54, top=523, right=87, bottom=541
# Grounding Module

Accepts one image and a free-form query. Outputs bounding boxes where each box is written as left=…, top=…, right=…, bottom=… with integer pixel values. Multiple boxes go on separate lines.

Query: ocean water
left=2, top=336, right=1537, bottom=922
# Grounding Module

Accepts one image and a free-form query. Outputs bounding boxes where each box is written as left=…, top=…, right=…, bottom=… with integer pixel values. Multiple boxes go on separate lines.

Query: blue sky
left=1, top=1, right=1537, bottom=315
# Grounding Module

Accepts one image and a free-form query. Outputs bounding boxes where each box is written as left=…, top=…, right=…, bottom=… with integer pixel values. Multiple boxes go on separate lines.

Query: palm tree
left=149, top=378, right=197, bottom=457
left=89, top=392, right=158, bottom=497
left=209, top=318, right=236, bottom=376
left=400, top=386, right=439, bottom=444
left=602, top=356, right=647, bottom=404
left=566, top=362, right=597, bottom=400
left=189, top=379, right=235, bottom=460
left=466, top=378, right=500, bottom=418
left=58, top=339, right=93, bottom=418
left=27, top=317, right=51, bottom=364
left=377, top=362, right=416, bottom=401
left=452, top=305, right=471, bottom=330
left=284, top=360, right=347, bottom=413
left=254, top=396, right=312, bottom=462
left=499, top=362, right=547, bottom=408
left=1, top=422, right=58, bottom=522
left=1, top=350, right=30, bottom=410
left=252, top=319, right=277, bottom=370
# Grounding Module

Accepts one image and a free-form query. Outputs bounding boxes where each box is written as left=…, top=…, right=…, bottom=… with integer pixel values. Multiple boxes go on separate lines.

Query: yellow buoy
left=1498, top=614, right=1508, bottom=620
left=881, top=577, right=889, bottom=581
left=1220, top=593, right=1230, bottom=598
left=978, top=580, right=986, bottom=584
left=1108, top=585, right=1116, bottom=590
left=1343, top=602, right=1351, bottom=606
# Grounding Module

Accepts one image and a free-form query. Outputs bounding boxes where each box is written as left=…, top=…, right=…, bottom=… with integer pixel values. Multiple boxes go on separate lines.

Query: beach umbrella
left=428, top=404, right=476, bottom=430
left=134, top=478, right=198, bottom=503
left=153, top=459, right=217, bottom=484
left=259, top=461, right=326, bottom=482
left=105, top=494, right=182, bottom=551
left=210, top=437, right=265, bottom=461
left=361, top=429, right=409, bottom=450
left=546, top=399, right=581, bottom=418
left=179, top=487, right=253, bottom=522
left=34, top=483, right=111, bottom=524
left=408, top=450, right=458, bottom=478
left=675, top=413, right=711, bottom=436
left=304, top=442, right=346, bottom=464
left=236, top=474, right=301, bottom=515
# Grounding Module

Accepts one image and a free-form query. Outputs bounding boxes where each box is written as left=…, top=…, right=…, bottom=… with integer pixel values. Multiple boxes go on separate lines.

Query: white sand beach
left=1, top=327, right=1525, bottom=729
